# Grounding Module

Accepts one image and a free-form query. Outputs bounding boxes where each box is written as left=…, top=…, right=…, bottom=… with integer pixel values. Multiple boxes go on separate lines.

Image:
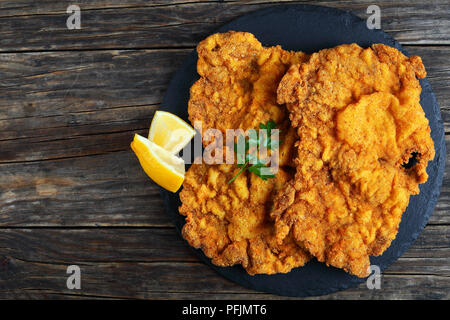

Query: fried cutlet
left=273, top=43, right=435, bottom=277
left=188, top=31, right=306, bottom=158
left=179, top=164, right=310, bottom=275
left=179, top=31, right=310, bottom=274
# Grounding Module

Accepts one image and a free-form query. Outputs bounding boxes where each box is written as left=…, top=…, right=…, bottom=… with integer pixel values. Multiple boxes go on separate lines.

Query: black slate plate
left=159, top=4, right=446, bottom=297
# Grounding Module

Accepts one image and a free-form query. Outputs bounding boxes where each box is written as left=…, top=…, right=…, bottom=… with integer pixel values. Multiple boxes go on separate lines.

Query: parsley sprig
left=227, top=121, right=281, bottom=184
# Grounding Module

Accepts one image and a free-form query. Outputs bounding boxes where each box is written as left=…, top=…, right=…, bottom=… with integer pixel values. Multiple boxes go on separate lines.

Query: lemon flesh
left=131, top=134, right=185, bottom=193
left=148, top=110, right=196, bottom=154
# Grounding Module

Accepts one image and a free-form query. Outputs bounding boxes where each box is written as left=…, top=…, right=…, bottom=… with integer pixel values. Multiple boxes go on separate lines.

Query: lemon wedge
left=131, top=133, right=185, bottom=193
left=148, top=110, right=196, bottom=154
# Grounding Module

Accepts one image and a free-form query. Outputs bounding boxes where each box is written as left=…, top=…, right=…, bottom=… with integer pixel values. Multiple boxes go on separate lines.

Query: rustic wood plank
left=0, top=49, right=190, bottom=163
left=2, top=264, right=448, bottom=299
left=5, top=280, right=449, bottom=300
left=0, top=49, right=189, bottom=120
left=0, top=151, right=171, bottom=227
left=0, top=228, right=197, bottom=263
left=0, top=0, right=201, bottom=15
left=0, top=0, right=448, bottom=52
left=426, top=134, right=450, bottom=225
left=0, top=226, right=446, bottom=264
left=0, top=226, right=447, bottom=299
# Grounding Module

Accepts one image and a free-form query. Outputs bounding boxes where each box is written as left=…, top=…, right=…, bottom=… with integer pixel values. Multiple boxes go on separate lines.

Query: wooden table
left=0, top=0, right=448, bottom=299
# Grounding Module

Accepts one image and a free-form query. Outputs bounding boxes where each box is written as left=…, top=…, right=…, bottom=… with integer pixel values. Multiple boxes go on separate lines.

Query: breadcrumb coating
left=274, top=43, right=434, bottom=277
left=180, top=32, right=310, bottom=274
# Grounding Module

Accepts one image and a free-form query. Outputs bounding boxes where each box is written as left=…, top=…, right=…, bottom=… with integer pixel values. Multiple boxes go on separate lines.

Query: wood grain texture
left=0, top=226, right=448, bottom=299
left=0, top=152, right=170, bottom=227
left=0, top=49, right=189, bottom=162
left=0, top=0, right=448, bottom=299
left=0, top=0, right=448, bottom=52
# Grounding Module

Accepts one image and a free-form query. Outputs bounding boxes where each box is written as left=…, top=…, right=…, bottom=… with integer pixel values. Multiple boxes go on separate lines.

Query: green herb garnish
left=227, top=120, right=281, bottom=184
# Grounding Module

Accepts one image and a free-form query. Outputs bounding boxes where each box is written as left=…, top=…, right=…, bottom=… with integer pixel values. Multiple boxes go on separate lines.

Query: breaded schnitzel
left=188, top=31, right=306, bottom=158
left=179, top=32, right=310, bottom=274
left=179, top=164, right=310, bottom=275
left=274, top=43, right=435, bottom=277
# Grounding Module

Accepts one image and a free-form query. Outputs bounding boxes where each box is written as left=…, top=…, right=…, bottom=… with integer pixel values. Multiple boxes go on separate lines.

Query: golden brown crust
left=179, top=164, right=310, bottom=275
left=274, top=43, right=435, bottom=277
left=181, top=31, right=311, bottom=275
left=189, top=31, right=307, bottom=152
